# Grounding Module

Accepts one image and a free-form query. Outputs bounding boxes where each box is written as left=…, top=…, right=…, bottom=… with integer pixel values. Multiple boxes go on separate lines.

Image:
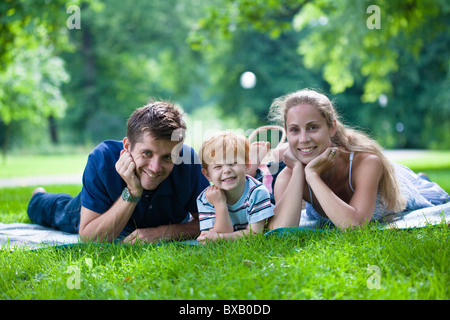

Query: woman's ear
left=329, top=120, right=337, bottom=137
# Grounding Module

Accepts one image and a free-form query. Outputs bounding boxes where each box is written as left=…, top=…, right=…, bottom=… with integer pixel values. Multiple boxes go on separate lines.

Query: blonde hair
left=199, top=131, right=250, bottom=169
left=269, top=89, right=406, bottom=212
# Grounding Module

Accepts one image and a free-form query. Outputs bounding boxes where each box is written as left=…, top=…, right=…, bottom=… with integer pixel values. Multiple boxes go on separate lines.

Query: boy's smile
left=202, top=162, right=249, bottom=204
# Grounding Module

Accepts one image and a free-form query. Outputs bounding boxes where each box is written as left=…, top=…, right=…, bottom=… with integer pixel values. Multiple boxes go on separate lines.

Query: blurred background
left=1, top=0, right=449, bottom=158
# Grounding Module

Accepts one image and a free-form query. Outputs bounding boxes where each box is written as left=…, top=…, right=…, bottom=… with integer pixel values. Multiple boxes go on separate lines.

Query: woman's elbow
left=337, top=214, right=372, bottom=230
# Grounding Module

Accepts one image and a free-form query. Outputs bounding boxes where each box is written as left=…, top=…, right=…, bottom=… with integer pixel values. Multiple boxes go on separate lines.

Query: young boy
left=196, top=131, right=274, bottom=242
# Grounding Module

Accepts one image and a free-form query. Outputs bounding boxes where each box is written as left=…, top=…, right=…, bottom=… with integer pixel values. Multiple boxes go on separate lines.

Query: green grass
left=0, top=154, right=88, bottom=178
left=0, top=185, right=82, bottom=224
left=390, top=150, right=450, bottom=171
left=1, top=185, right=449, bottom=300
left=1, top=223, right=448, bottom=300
left=390, top=150, right=450, bottom=193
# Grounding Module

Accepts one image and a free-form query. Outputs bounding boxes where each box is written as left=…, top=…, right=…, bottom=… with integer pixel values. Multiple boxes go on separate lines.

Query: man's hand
left=122, top=227, right=164, bottom=244
left=115, top=149, right=143, bottom=197
left=122, top=217, right=200, bottom=244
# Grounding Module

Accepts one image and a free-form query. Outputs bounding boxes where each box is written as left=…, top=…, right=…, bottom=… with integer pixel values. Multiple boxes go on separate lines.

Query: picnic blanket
left=0, top=223, right=79, bottom=249
left=1, top=202, right=449, bottom=249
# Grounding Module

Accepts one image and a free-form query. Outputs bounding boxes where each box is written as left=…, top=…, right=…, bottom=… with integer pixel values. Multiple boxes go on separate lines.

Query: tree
left=60, top=0, right=210, bottom=144
left=190, top=0, right=450, bottom=148
left=0, top=0, right=100, bottom=157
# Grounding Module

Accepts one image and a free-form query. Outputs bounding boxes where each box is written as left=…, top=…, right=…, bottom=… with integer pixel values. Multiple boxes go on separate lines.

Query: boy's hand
left=196, top=230, right=220, bottom=243
left=205, top=185, right=226, bottom=206
left=115, top=149, right=143, bottom=197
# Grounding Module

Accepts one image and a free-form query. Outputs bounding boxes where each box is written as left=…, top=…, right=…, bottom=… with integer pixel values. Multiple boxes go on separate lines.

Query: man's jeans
left=27, top=192, right=81, bottom=234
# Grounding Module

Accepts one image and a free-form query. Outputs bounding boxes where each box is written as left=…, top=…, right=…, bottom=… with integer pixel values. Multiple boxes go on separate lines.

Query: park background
left=1, top=0, right=449, bottom=160
left=1, top=0, right=450, bottom=301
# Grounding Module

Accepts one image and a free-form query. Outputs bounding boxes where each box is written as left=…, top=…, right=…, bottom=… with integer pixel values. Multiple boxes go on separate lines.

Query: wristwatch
left=122, top=187, right=141, bottom=202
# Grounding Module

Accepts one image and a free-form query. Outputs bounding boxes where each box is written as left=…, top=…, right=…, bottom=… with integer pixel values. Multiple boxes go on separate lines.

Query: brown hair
left=269, top=89, right=406, bottom=212
left=126, top=100, right=186, bottom=149
left=199, top=131, right=249, bottom=169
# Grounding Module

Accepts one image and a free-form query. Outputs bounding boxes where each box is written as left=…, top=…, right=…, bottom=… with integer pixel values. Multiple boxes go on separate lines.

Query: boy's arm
left=211, top=201, right=233, bottom=233
left=197, top=219, right=266, bottom=242
left=122, top=214, right=200, bottom=244
left=205, top=185, right=234, bottom=233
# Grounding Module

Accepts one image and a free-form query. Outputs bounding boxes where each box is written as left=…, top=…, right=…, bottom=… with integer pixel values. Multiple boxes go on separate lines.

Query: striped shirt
left=197, top=175, right=274, bottom=231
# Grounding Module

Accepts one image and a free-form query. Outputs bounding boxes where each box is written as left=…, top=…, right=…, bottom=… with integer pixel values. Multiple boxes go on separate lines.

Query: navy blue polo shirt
left=80, top=140, right=209, bottom=236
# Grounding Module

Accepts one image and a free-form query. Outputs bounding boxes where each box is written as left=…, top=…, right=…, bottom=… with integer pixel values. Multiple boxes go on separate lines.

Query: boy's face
left=202, top=160, right=249, bottom=192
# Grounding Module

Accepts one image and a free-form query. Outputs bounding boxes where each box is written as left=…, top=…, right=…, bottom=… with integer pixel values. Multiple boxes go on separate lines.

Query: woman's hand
left=305, top=147, right=339, bottom=177
left=283, top=148, right=303, bottom=170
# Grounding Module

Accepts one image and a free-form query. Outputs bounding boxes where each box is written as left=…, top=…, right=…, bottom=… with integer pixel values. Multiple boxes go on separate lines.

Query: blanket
left=1, top=202, right=449, bottom=249
left=0, top=223, right=79, bottom=249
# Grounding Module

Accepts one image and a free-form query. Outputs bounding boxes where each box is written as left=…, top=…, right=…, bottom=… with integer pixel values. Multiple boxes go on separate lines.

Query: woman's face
left=285, top=103, right=336, bottom=164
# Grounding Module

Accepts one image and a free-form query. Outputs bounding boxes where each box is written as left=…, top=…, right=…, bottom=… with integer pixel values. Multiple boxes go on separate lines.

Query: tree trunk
left=1, top=122, right=10, bottom=162
left=48, top=115, right=59, bottom=144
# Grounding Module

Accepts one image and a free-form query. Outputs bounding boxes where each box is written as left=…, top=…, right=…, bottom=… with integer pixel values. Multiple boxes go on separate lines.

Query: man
left=27, top=101, right=210, bottom=243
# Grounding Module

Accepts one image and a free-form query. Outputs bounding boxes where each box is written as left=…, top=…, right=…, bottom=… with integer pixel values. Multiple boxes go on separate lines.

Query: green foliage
left=1, top=0, right=449, bottom=150
left=0, top=1, right=71, bottom=125
left=191, top=0, right=450, bottom=149
left=60, top=0, right=209, bottom=144
left=0, top=44, right=69, bottom=124
left=0, top=0, right=101, bottom=154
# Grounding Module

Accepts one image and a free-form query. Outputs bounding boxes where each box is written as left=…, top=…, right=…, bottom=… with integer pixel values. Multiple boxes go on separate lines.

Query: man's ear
left=201, top=168, right=211, bottom=182
left=123, top=137, right=132, bottom=152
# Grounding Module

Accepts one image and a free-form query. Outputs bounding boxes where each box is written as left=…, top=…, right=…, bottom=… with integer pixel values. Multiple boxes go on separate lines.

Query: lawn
left=0, top=154, right=87, bottom=178
left=0, top=150, right=449, bottom=302
left=1, top=211, right=449, bottom=300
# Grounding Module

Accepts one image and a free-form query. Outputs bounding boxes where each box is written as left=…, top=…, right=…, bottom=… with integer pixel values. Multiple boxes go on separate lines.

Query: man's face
left=124, top=133, right=181, bottom=190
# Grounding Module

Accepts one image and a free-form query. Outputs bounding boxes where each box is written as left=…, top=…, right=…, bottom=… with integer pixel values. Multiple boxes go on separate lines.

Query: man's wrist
left=122, top=187, right=142, bottom=202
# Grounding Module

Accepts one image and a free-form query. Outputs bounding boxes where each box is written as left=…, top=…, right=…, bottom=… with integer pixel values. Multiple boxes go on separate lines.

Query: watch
left=122, top=187, right=141, bottom=202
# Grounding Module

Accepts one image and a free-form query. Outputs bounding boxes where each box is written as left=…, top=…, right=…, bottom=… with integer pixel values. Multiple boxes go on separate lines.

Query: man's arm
left=122, top=213, right=201, bottom=244
left=78, top=146, right=145, bottom=243
left=78, top=196, right=138, bottom=243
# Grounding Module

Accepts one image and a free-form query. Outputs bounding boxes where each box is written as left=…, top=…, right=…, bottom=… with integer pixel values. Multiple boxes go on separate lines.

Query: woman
left=268, top=89, right=449, bottom=230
